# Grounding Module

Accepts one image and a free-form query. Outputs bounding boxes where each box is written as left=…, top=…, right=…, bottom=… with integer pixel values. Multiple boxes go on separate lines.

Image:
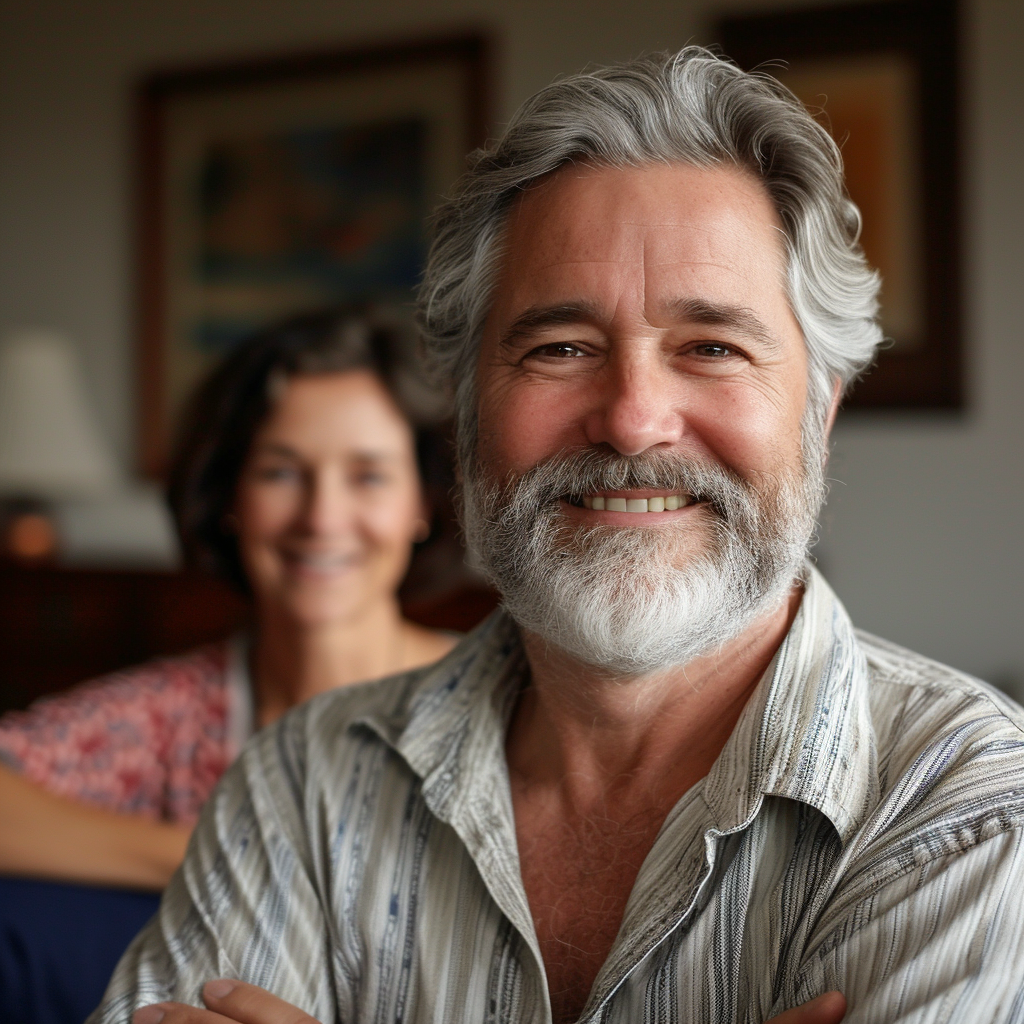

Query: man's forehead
left=502, top=161, right=787, bottom=272
left=490, top=161, right=790, bottom=328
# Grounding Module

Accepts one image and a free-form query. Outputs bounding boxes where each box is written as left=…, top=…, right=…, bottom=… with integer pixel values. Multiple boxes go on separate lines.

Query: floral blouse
left=0, top=638, right=253, bottom=825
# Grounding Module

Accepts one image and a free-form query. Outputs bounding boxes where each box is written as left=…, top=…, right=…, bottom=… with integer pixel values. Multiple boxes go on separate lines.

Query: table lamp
left=0, top=330, right=122, bottom=561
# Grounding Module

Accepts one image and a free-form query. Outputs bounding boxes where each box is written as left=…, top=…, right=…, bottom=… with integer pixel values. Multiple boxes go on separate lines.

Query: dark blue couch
left=0, top=876, right=161, bottom=1024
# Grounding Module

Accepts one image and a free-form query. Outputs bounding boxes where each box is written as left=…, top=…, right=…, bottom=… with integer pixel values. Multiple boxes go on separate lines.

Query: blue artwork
left=191, top=116, right=426, bottom=353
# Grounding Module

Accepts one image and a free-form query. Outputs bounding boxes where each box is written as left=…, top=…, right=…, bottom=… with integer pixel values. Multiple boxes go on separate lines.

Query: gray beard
left=459, top=444, right=826, bottom=676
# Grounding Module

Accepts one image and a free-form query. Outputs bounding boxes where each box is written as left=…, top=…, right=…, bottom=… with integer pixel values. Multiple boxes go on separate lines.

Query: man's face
left=465, top=161, right=823, bottom=673
left=477, top=161, right=808, bottom=525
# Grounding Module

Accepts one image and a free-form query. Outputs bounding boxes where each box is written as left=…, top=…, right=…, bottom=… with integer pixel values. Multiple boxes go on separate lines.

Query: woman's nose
left=582, top=352, right=685, bottom=456
left=302, top=470, right=353, bottom=535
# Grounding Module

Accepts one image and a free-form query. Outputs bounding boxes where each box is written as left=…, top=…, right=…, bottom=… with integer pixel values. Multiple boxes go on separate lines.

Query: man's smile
left=560, top=490, right=700, bottom=521
left=578, top=490, right=692, bottom=512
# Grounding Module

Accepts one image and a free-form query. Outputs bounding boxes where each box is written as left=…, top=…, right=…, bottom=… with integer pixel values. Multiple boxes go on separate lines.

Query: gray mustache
left=509, top=447, right=753, bottom=518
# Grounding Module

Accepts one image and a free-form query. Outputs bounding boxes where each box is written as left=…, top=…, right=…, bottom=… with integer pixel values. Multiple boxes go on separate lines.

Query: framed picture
left=718, top=0, right=962, bottom=410
left=136, top=34, right=490, bottom=474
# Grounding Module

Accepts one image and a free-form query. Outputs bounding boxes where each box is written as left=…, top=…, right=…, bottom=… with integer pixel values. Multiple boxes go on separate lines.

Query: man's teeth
left=580, top=494, right=689, bottom=512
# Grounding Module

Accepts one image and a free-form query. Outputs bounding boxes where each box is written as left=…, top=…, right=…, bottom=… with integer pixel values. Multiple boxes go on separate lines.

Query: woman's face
left=234, top=370, right=425, bottom=628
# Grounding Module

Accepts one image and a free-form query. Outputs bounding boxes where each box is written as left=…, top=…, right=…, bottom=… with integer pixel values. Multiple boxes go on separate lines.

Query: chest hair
left=517, top=803, right=669, bottom=1024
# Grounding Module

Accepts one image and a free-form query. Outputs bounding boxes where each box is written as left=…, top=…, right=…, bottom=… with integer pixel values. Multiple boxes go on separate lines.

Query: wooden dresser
left=0, top=564, right=497, bottom=715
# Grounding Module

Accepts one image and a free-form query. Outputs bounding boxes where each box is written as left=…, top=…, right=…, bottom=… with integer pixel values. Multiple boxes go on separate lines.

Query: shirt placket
left=579, top=799, right=766, bottom=1023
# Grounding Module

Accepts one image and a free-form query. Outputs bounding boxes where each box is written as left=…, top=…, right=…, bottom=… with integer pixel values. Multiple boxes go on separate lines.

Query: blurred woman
left=0, top=307, right=456, bottom=893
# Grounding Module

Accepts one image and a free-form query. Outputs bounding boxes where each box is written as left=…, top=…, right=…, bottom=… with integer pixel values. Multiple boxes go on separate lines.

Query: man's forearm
left=0, top=764, right=190, bottom=890
left=129, top=980, right=847, bottom=1024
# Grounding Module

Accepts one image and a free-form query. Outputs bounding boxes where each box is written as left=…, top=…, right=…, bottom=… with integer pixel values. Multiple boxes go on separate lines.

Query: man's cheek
left=479, top=392, right=572, bottom=475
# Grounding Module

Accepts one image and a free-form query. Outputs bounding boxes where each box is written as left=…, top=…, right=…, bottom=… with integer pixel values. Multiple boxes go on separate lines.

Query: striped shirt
left=91, top=569, right=1024, bottom=1023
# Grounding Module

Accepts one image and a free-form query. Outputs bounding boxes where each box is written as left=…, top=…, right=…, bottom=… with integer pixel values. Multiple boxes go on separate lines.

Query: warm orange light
left=6, top=512, right=58, bottom=560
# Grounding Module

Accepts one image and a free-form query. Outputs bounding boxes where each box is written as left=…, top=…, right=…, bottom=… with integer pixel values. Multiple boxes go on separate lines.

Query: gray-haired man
left=98, top=48, right=1024, bottom=1024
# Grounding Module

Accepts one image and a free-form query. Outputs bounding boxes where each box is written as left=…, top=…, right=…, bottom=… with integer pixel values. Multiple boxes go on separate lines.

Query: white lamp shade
left=0, top=329, right=122, bottom=498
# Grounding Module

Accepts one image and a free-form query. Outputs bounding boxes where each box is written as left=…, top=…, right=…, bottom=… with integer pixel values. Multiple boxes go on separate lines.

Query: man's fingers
left=130, top=982, right=321, bottom=1024
left=766, top=991, right=847, bottom=1024
left=133, top=1004, right=237, bottom=1024
left=140, top=985, right=841, bottom=1024
left=201, top=980, right=322, bottom=1024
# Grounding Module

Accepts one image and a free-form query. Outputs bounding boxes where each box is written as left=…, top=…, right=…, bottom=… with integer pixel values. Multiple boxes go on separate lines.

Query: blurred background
left=0, top=0, right=1020, bottom=706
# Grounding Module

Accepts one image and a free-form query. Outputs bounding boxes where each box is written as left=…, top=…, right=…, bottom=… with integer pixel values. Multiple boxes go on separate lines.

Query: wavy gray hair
left=418, top=46, right=882, bottom=450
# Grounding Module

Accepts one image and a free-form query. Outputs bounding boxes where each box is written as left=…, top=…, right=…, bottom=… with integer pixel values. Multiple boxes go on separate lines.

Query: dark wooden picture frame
left=719, top=0, right=962, bottom=410
left=135, top=33, right=490, bottom=476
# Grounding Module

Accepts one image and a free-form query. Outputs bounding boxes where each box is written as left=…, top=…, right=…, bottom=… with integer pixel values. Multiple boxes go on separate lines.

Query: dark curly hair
left=167, top=306, right=448, bottom=594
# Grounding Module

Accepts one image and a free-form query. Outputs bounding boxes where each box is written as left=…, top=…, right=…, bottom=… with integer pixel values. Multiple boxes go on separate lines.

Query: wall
left=0, top=0, right=1021, bottom=691
left=815, top=0, right=1024, bottom=693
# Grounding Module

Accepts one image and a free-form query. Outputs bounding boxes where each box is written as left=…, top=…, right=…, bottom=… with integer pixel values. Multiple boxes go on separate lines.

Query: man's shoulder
left=856, top=628, right=1024, bottom=739
left=853, top=628, right=1024, bottom=856
left=259, top=612, right=517, bottom=782
left=797, top=631, right=1024, bottom=973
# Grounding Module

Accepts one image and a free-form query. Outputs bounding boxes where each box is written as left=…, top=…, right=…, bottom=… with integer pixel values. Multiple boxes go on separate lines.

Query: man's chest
left=319, top=793, right=837, bottom=1024
left=515, top=807, right=669, bottom=1023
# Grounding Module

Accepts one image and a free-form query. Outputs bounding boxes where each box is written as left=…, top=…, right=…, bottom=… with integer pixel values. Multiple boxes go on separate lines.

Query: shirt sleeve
left=0, top=649, right=231, bottom=822
left=790, top=827, right=1024, bottom=1023
left=85, top=712, right=336, bottom=1024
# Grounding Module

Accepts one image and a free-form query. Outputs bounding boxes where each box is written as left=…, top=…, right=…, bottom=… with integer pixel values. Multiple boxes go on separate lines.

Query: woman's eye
left=255, top=465, right=298, bottom=482
left=354, top=470, right=390, bottom=487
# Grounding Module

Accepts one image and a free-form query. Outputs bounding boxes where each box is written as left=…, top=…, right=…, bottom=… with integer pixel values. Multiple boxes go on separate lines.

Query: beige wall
left=1, top=0, right=1021, bottom=691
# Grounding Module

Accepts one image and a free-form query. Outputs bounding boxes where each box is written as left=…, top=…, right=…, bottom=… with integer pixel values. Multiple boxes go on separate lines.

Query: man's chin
left=545, top=512, right=719, bottom=573
left=460, top=443, right=820, bottom=673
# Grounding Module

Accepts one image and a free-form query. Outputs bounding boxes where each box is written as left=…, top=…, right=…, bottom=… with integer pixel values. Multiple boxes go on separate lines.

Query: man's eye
left=531, top=342, right=585, bottom=359
left=692, top=343, right=735, bottom=358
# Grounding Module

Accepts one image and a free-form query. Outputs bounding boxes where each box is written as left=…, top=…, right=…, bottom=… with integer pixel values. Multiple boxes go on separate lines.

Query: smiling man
left=94, top=49, right=1024, bottom=1024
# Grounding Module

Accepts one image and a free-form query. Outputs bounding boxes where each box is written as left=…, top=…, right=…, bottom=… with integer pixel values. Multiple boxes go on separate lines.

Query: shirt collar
left=358, top=565, right=878, bottom=852
left=702, top=566, right=879, bottom=843
left=355, top=611, right=537, bottom=951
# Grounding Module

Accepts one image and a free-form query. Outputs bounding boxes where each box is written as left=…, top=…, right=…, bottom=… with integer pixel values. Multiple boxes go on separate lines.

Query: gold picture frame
left=136, top=34, right=489, bottom=474
left=719, top=0, right=962, bottom=409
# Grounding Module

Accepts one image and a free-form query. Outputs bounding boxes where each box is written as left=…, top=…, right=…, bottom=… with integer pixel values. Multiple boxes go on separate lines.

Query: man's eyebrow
left=664, top=298, right=779, bottom=349
left=499, top=301, right=605, bottom=347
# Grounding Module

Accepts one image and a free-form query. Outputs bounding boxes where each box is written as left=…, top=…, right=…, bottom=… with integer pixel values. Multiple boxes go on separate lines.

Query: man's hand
left=132, top=981, right=320, bottom=1024
left=131, top=981, right=846, bottom=1024
left=766, top=991, right=847, bottom=1024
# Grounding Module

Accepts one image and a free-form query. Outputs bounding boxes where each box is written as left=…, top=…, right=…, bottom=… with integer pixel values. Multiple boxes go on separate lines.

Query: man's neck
left=504, top=587, right=804, bottom=1024
left=507, top=587, right=803, bottom=803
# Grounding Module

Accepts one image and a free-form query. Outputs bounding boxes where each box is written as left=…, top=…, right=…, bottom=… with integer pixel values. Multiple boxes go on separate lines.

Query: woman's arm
left=0, top=765, right=190, bottom=890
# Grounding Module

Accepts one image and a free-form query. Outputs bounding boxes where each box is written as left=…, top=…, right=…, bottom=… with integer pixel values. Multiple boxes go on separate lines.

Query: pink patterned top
left=0, top=638, right=254, bottom=825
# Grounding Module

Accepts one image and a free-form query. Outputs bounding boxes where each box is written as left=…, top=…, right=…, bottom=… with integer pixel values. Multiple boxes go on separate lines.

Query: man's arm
left=86, top=722, right=335, bottom=1024
left=130, top=981, right=848, bottom=1024
left=792, top=827, right=1024, bottom=1022
left=0, top=765, right=189, bottom=889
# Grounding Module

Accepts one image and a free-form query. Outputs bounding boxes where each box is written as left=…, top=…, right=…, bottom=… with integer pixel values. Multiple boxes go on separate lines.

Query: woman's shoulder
left=1, top=642, right=233, bottom=729
left=0, top=640, right=240, bottom=818
left=399, top=621, right=461, bottom=672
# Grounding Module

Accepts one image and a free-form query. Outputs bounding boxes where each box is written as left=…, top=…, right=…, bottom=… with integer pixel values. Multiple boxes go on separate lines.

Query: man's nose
left=582, top=352, right=685, bottom=456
